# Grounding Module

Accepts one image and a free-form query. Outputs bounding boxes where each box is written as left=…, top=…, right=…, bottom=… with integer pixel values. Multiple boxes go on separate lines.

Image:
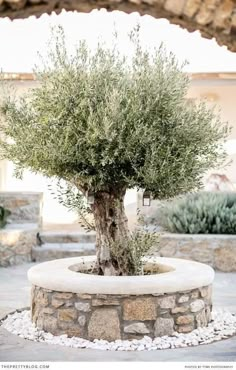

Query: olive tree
left=0, top=27, right=229, bottom=275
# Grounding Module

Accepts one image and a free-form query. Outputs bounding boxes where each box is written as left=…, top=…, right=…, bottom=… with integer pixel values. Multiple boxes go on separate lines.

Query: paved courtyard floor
left=0, top=262, right=236, bottom=362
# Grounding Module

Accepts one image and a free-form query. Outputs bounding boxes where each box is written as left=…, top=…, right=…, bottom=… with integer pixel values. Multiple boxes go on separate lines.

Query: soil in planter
left=71, top=262, right=164, bottom=276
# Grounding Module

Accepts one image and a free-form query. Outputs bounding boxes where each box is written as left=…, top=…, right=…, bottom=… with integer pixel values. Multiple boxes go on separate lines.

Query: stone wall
left=156, top=234, right=236, bottom=272
left=0, top=192, right=43, bottom=226
left=0, top=1, right=235, bottom=52
left=0, top=192, right=42, bottom=267
left=0, top=225, right=38, bottom=267
left=31, top=284, right=212, bottom=341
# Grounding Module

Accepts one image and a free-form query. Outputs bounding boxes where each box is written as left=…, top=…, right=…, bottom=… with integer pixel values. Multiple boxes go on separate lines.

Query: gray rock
left=154, top=317, right=174, bottom=337
left=75, top=302, right=91, bottom=312
left=78, top=315, right=86, bottom=327
left=158, top=295, right=176, bottom=309
left=124, top=323, right=150, bottom=334
left=88, top=309, right=121, bottom=341
left=190, top=299, right=205, bottom=313
left=178, top=295, right=189, bottom=303
left=196, top=310, right=207, bottom=327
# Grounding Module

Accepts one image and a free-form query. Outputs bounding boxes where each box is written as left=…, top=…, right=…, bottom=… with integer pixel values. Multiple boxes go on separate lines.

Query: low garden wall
left=0, top=192, right=43, bottom=226
left=28, top=256, right=214, bottom=341
left=0, top=224, right=38, bottom=267
left=157, top=233, right=236, bottom=272
left=0, top=192, right=43, bottom=267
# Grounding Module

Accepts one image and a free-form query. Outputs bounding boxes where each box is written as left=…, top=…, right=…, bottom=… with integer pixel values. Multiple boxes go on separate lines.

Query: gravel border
left=1, top=309, right=236, bottom=351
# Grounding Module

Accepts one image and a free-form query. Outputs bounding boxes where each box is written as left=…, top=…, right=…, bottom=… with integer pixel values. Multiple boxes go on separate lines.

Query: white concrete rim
left=27, top=256, right=214, bottom=295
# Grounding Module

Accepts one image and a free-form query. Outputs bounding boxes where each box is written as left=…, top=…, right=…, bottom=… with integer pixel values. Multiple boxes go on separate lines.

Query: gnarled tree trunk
left=92, top=187, right=129, bottom=276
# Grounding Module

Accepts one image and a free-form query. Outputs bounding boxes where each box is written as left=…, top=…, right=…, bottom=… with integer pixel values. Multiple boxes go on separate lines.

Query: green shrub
left=110, top=228, right=159, bottom=276
left=158, top=192, right=236, bottom=234
left=0, top=206, right=11, bottom=228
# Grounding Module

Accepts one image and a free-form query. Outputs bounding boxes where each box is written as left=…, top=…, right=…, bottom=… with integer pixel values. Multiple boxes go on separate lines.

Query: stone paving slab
left=0, top=263, right=236, bottom=362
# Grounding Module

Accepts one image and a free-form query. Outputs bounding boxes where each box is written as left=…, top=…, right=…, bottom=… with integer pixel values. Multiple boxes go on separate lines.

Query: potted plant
left=0, top=26, right=228, bottom=340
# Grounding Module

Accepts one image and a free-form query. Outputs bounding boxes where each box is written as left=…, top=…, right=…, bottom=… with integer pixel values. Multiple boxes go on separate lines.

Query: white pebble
left=1, top=309, right=236, bottom=352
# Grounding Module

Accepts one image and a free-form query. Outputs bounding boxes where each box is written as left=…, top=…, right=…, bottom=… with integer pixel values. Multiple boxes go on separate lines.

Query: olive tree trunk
left=93, top=188, right=129, bottom=276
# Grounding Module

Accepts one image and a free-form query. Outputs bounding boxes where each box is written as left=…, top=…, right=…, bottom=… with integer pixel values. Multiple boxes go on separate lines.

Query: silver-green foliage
left=48, top=180, right=95, bottom=231
left=110, top=227, right=159, bottom=275
left=0, top=26, right=229, bottom=199
left=158, top=192, right=236, bottom=234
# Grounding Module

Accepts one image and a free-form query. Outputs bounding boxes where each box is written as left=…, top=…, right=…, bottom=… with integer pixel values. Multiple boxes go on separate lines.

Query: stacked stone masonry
left=0, top=1, right=235, bottom=52
left=156, top=234, right=236, bottom=272
left=31, top=284, right=212, bottom=341
left=0, top=192, right=43, bottom=225
left=0, top=227, right=38, bottom=267
left=0, top=192, right=42, bottom=266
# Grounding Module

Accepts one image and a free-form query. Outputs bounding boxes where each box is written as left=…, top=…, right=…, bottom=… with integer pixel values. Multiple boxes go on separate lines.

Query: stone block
left=88, top=309, right=121, bottom=341
left=176, top=314, right=194, bottom=325
left=75, top=302, right=91, bottom=312
left=213, top=0, right=234, bottom=29
left=177, top=324, right=194, bottom=333
left=42, top=307, right=55, bottom=315
left=205, top=306, right=212, bottom=323
left=178, top=295, right=189, bottom=303
left=36, top=290, right=49, bottom=307
left=199, top=286, right=209, bottom=298
left=142, top=0, right=164, bottom=5
left=183, top=0, right=201, bottom=18
left=231, top=13, right=236, bottom=34
left=78, top=315, right=86, bottom=327
left=164, top=0, right=185, bottom=15
left=158, top=295, right=176, bottom=309
left=171, top=306, right=189, bottom=314
left=58, top=308, right=77, bottom=321
left=66, top=327, right=83, bottom=337
left=53, top=292, right=73, bottom=300
left=195, top=0, right=220, bottom=25
left=123, top=297, right=157, bottom=321
left=196, top=309, right=207, bottom=327
left=191, top=290, right=199, bottom=299
left=92, top=299, right=120, bottom=306
left=154, top=317, right=174, bottom=337
left=76, top=294, right=92, bottom=299
left=190, top=299, right=205, bottom=313
left=215, top=246, right=236, bottom=272
left=51, top=298, right=65, bottom=308
left=42, top=316, right=58, bottom=333
left=124, top=323, right=150, bottom=334
left=191, top=243, right=213, bottom=265
left=57, top=321, right=83, bottom=337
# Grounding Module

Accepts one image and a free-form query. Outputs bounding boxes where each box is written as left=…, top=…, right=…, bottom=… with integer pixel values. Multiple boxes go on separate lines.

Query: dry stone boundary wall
left=0, top=192, right=42, bottom=266
left=0, top=1, right=235, bottom=52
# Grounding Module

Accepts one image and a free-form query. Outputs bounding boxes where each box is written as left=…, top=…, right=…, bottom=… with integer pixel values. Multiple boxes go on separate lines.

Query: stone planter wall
left=28, top=256, right=214, bottom=341
left=31, top=284, right=212, bottom=341
left=157, top=234, right=236, bottom=272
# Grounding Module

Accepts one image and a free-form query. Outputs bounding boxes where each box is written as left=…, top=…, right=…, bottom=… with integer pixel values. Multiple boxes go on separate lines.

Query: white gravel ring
left=1, top=309, right=236, bottom=351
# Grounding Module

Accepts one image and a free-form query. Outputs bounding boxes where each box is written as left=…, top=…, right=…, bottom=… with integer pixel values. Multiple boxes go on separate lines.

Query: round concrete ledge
left=28, top=256, right=214, bottom=295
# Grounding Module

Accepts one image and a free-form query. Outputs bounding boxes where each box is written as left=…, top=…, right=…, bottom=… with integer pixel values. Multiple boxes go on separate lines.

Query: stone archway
left=0, top=0, right=235, bottom=52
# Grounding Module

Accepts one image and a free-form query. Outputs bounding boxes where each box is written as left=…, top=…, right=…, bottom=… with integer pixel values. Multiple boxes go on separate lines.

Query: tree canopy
left=0, top=26, right=229, bottom=199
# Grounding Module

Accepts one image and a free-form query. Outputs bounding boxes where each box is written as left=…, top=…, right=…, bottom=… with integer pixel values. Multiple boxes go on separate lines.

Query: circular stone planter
left=28, top=256, right=214, bottom=341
